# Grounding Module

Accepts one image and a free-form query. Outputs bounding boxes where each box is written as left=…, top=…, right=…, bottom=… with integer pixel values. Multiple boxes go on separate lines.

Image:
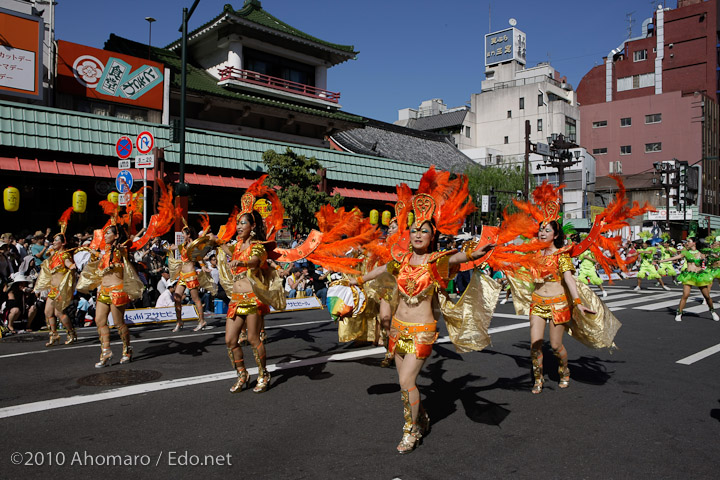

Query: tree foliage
left=262, top=148, right=343, bottom=233
left=464, top=164, right=533, bottom=225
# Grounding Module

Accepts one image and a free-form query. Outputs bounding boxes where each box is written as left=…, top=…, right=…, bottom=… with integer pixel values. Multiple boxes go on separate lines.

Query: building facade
left=577, top=0, right=720, bottom=216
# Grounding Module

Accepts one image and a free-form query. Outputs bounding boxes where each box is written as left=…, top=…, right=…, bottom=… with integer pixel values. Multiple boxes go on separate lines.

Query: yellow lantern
left=72, top=190, right=87, bottom=213
left=132, top=191, right=144, bottom=213
left=107, top=191, right=119, bottom=205
left=381, top=210, right=391, bottom=226
left=407, top=212, right=414, bottom=227
left=369, top=209, right=379, bottom=225
left=3, top=186, right=19, bottom=212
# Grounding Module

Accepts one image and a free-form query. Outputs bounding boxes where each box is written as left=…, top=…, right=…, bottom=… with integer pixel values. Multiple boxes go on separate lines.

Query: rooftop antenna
left=626, top=11, right=636, bottom=39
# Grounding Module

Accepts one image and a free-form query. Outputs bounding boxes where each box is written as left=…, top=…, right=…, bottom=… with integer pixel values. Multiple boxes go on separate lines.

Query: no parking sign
left=116, top=136, right=133, bottom=159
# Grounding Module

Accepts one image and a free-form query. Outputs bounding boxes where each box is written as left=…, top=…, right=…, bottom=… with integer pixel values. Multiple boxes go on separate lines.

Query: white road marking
left=0, top=322, right=530, bottom=419
left=0, top=319, right=332, bottom=360
left=605, top=293, right=677, bottom=308
left=676, top=343, right=720, bottom=365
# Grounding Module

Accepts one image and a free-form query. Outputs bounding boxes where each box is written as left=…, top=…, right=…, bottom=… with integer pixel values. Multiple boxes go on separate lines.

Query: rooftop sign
left=485, top=27, right=526, bottom=67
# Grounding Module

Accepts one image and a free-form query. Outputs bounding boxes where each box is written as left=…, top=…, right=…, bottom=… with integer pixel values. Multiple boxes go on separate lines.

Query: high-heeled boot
left=397, top=389, right=422, bottom=454
left=64, top=328, right=78, bottom=345
left=552, top=345, right=570, bottom=388
left=227, top=347, right=248, bottom=393
left=95, top=328, right=112, bottom=368
left=531, top=347, right=544, bottom=394
left=117, top=324, right=133, bottom=364
left=252, top=344, right=270, bottom=393
left=45, top=317, right=60, bottom=347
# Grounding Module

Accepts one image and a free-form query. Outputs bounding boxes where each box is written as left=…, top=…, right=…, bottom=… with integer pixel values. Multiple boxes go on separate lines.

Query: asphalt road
left=1, top=279, right=719, bottom=480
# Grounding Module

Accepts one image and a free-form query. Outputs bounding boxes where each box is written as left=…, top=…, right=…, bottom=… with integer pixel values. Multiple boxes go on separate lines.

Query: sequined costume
left=219, top=242, right=277, bottom=318
left=529, top=250, right=575, bottom=325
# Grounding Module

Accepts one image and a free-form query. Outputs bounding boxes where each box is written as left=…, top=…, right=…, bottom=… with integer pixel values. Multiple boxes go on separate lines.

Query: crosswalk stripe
left=605, top=292, right=678, bottom=308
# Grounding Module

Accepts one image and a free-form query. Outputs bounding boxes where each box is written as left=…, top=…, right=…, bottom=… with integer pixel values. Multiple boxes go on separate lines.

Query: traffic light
left=489, top=195, right=497, bottom=212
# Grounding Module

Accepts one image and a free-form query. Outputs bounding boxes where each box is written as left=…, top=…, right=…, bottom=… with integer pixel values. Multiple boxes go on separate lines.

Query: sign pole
left=143, top=167, right=148, bottom=229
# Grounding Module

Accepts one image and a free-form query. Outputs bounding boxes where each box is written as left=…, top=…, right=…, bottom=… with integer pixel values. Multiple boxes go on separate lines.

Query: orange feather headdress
left=410, top=166, right=476, bottom=235
left=236, top=175, right=285, bottom=242
left=56, top=206, right=74, bottom=237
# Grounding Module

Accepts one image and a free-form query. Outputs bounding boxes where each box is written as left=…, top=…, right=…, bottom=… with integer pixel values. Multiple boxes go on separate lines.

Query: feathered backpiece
left=131, top=180, right=177, bottom=251
left=119, top=188, right=146, bottom=236
left=568, top=175, right=655, bottom=282
left=237, top=175, right=285, bottom=241
left=216, top=206, right=240, bottom=245
left=57, top=206, right=73, bottom=236
left=198, top=212, right=210, bottom=235
left=273, top=205, right=380, bottom=274
left=412, top=166, right=476, bottom=235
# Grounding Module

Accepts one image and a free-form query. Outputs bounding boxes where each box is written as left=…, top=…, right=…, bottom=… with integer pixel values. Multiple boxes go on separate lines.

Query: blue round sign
left=116, top=170, right=134, bottom=193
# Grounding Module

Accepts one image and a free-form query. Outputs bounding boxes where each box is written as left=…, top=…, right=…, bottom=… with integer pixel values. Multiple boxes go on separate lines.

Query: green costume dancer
left=634, top=243, right=669, bottom=291
left=660, top=238, right=719, bottom=322
left=577, top=250, right=607, bottom=297
left=655, top=243, right=678, bottom=284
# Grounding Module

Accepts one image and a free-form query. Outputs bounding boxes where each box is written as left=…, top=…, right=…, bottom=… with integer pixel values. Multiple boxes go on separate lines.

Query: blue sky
left=55, top=0, right=668, bottom=122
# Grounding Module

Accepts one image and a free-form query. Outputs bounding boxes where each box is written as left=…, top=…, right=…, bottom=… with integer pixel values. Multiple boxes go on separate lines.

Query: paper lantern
left=381, top=210, right=392, bottom=226
left=3, top=186, right=19, bottom=211
left=369, top=209, right=379, bottom=225
left=107, top=191, right=119, bottom=205
left=72, top=190, right=87, bottom=213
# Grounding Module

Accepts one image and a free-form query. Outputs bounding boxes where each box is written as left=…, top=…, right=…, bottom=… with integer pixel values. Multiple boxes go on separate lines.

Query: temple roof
left=165, top=1, right=358, bottom=65
left=104, top=34, right=363, bottom=124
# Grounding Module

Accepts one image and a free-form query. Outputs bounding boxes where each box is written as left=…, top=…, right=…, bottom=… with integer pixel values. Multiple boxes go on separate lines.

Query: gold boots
left=531, top=347, right=544, bottom=394
left=552, top=345, right=570, bottom=388
left=252, top=345, right=270, bottom=393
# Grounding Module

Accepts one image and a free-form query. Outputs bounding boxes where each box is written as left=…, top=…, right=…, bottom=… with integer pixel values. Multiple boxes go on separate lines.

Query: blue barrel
left=214, top=299, right=227, bottom=314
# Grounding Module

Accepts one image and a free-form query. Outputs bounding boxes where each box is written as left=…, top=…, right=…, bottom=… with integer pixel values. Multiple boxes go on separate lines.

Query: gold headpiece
left=411, top=193, right=436, bottom=229
left=238, top=191, right=256, bottom=220
left=540, top=199, right=560, bottom=227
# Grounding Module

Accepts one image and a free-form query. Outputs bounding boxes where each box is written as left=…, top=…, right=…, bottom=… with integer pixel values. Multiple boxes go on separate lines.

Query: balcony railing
left=217, top=66, right=340, bottom=103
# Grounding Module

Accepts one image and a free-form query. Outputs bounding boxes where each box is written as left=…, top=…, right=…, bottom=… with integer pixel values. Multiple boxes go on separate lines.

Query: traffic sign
left=118, top=159, right=131, bottom=169
left=116, top=136, right=133, bottom=159
left=536, top=142, right=550, bottom=156
left=136, top=131, right=154, bottom=154
left=135, top=154, right=154, bottom=169
left=116, top=170, right=134, bottom=193
left=481, top=195, right=489, bottom=213
left=118, top=192, right=131, bottom=206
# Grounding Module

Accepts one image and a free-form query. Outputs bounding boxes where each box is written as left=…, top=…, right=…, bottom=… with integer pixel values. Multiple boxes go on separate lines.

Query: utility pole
left=524, top=120, right=531, bottom=200
left=178, top=0, right=201, bottom=199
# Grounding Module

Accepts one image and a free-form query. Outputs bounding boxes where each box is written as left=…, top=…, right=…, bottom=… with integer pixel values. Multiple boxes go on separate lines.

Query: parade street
left=1, top=280, right=719, bottom=480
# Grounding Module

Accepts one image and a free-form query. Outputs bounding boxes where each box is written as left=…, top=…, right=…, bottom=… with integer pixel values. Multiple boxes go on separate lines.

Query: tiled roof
left=0, top=100, right=424, bottom=188
left=103, top=34, right=364, bottom=125
left=406, top=110, right=468, bottom=131
left=331, top=119, right=473, bottom=172
left=165, top=1, right=357, bottom=56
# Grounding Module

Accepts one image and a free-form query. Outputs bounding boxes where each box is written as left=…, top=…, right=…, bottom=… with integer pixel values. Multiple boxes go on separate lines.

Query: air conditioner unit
left=609, top=162, right=615, bottom=174
left=615, top=161, right=623, bottom=174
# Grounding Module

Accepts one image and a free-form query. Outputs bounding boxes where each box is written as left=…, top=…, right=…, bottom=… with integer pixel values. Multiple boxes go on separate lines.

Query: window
left=592, top=120, right=608, bottom=128
left=519, top=97, right=525, bottom=110
left=620, top=117, right=632, bottom=127
left=538, top=93, right=544, bottom=106
left=507, top=110, right=512, bottom=118
left=592, top=148, right=608, bottom=155
left=504, top=136, right=509, bottom=144
left=617, top=73, right=654, bottom=91
left=645, top=113, right=662, bottom=124
left=633, top=49, right=647, bottom=62
left=565, top=117, right=576, bottom=142
left=537, top=119, right=543, bottom=132
left=620, top=145, right=632, bottom=155
left=465, top=126, right=471, bottom=138
left=645, top=142, right=662, bottom=152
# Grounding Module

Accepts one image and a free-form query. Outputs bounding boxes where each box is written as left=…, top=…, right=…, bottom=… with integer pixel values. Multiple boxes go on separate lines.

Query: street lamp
left=145, top=17, right=156, bottom=60
left=541, top=133, right=583, bottom=216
